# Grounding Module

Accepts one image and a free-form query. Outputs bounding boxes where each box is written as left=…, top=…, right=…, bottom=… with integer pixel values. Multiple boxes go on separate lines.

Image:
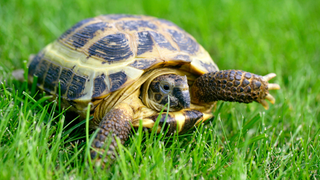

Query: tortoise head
left=146, top=74, right=190, bottom=111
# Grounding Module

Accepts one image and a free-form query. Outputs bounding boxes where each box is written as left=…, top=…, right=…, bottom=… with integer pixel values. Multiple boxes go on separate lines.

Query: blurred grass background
left=0, top=0, right=319, bottom=179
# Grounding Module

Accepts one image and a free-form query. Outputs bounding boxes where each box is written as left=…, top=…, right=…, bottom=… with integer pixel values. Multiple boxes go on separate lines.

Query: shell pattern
left=28, top=14, right=219, bottom=102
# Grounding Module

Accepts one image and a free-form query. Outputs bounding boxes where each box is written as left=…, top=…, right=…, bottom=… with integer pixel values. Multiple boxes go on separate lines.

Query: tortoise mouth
left=174, top=88, right=191, bottom=109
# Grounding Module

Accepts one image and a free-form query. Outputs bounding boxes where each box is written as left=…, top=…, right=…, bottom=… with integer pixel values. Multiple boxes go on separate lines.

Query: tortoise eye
left=163, top=84, right=170, bottom=90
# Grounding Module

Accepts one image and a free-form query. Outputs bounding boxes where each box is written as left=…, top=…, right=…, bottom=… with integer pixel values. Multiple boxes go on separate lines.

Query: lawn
left=1, top=0, right=319, bottom=179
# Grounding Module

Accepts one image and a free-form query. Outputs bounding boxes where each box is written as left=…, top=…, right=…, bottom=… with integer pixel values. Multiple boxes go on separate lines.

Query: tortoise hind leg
left=90, top=103, right=133, bottom=166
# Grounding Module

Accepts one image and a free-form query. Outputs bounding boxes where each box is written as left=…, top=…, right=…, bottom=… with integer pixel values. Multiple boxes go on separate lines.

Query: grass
left=1, top=0, right=320, bottom=179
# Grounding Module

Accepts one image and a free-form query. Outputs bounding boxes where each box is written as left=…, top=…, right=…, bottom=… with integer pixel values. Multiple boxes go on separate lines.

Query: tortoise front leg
left=90, top=103, right=133, bottom=165
left=191, top=70, right=280, bottom=109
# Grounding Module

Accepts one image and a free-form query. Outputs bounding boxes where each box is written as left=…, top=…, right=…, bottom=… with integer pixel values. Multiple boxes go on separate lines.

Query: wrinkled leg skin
left=90, top=104, right=133, bottom=167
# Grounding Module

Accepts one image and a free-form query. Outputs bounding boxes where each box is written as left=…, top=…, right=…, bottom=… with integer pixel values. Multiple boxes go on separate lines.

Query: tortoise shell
left=28, top=14, right=219, bottom=103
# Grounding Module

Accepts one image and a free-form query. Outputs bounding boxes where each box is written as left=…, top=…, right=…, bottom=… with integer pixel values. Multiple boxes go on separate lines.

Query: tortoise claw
left=262, top=73, right=280, bottom=90
left=268, top=83, right=281, bottom=90
left=261, top=73, right=280, bottom=109
left=265, top=93, right=275, bottom=104
left=262, top=73, right=277, bottom=81
left=260, top=99, right=269, bottom=110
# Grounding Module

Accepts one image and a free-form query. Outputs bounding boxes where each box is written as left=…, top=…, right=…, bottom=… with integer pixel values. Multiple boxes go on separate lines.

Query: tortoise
left=20, top=14, right=280, bottom=164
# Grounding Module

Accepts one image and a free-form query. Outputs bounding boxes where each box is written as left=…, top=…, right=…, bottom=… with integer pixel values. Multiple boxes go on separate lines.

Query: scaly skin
left=90, top=103, right=132, bottom=166
left=191, top=70, right=275, bottom=107
left=90, top=70, right=280, bottom=166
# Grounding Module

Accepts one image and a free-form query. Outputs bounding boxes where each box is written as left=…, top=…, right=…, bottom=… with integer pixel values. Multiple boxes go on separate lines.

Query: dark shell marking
left=67, top=74, right=87, bottom=99
left=167, top=29, right=199, bottom=55
left=29, top=54, right=88, bottom=100
left=118, top=20, right=158, bottom=31
left=34, top=59, right=50, bottom=85
left=128, top=58, right=157, bottom=70
left=44, top=63, right=61, bottom=92
left=69, top=22, right=108, bottom=48
left=148, top=31, right=177, bottom=51
left=200, top=60, right=218, bottom=73
left=136, top=31, right=154, bottom=55
left=92, top=74, right=107, bottom=98
left=102, top=14, right=141, bottom=20
left=109, top=71, right=128, bottom=92
left=59, top=18, right=95, bottom=40
left=88, top=33, right=133, bottom=63
left=179, top=110, right=203, bottom=134
left=173, top=54, right=191, bottom=62
left=59, top=68, right=74, bottom=95
left=157, top=19, right=183, bottom=30
left=150, top=113, right=177, bottom=134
